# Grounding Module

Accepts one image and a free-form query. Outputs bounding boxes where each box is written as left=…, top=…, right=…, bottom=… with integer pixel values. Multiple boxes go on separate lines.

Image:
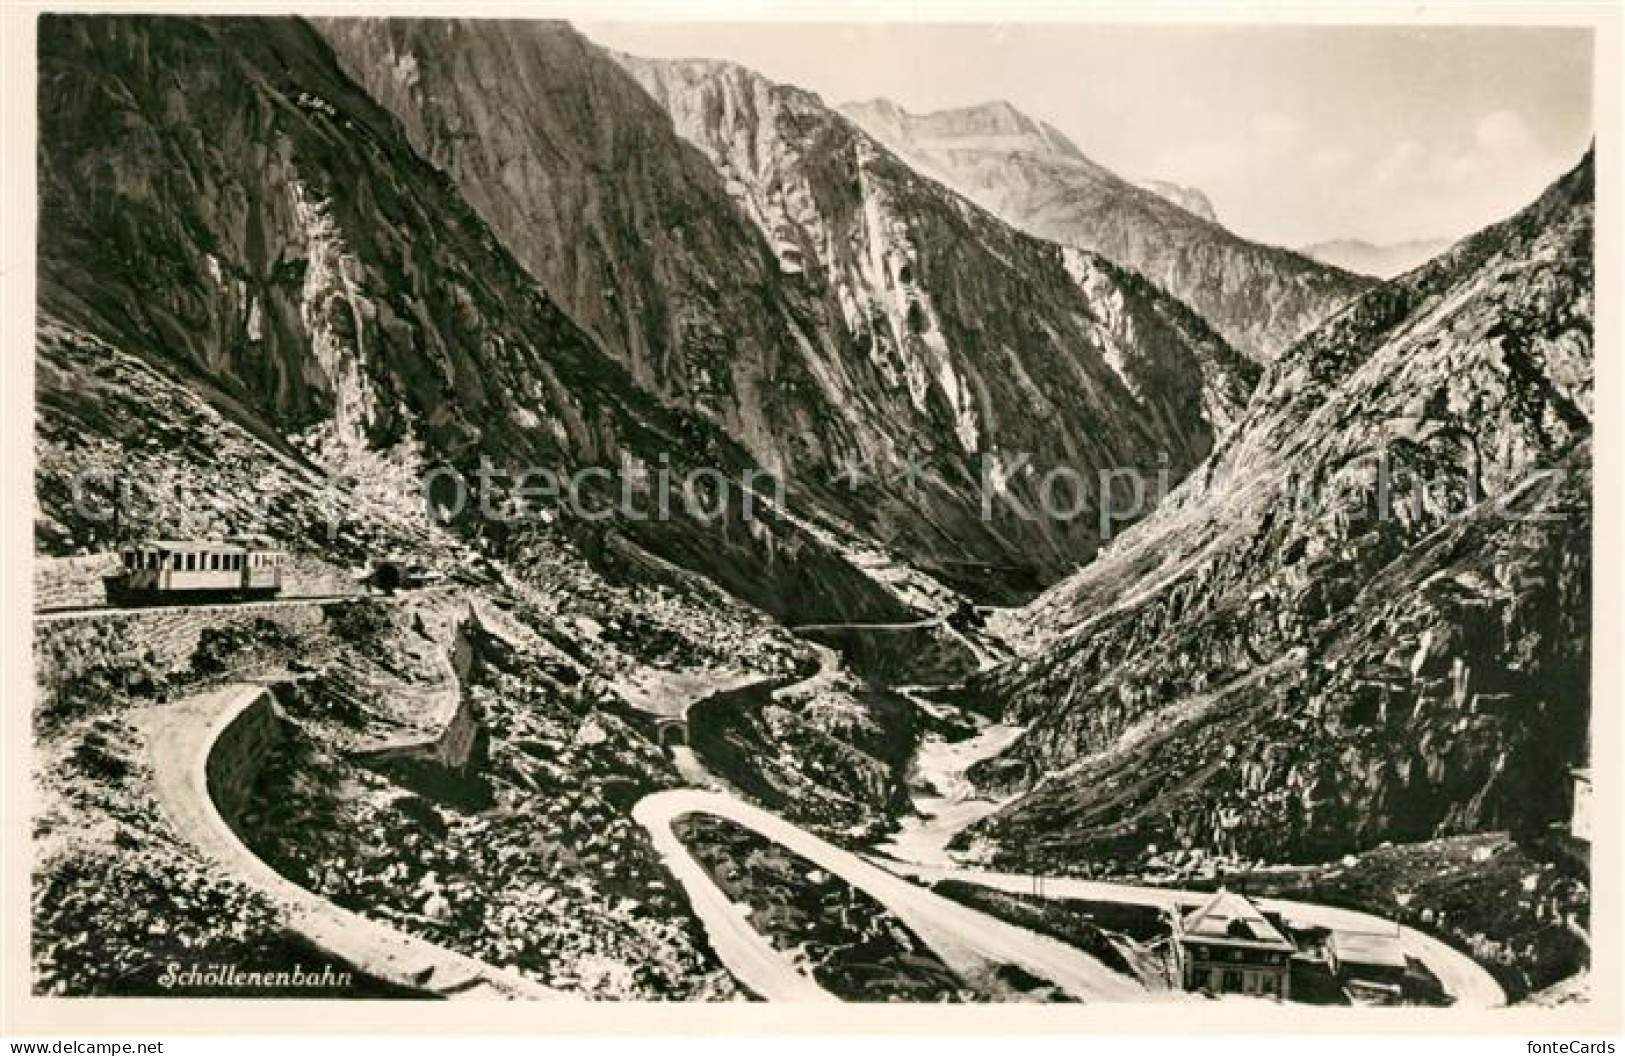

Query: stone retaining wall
left=207, top=688, right=290, bottom=825
left=34, top=603, right=329, bottom=707
left=33, top=553, right=119, bottom=611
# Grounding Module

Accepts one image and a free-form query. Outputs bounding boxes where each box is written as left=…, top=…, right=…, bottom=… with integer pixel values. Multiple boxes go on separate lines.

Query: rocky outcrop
left=960, top=152, right=1595, bottom=867
left=686, top=674, right=915, bottom=834
left=842, top=98, right=1372, bottom=363
left=313, top=21, right=1258, bottom=598
left=1136, top=180, right=1219, bottom=225
left=349, top=606, right=480, bottom=769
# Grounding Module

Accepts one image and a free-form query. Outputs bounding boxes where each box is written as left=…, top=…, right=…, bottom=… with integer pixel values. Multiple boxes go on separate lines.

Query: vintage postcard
left=3, top=0, right=1618, bottom=1039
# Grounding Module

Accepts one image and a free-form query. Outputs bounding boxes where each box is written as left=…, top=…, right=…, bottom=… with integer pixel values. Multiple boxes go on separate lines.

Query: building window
left=1222, top=971, right=1244, bottom=993
left=1192, top=969, right=1210, bottom=990
left=1261, top=975, right=1278, bottom=995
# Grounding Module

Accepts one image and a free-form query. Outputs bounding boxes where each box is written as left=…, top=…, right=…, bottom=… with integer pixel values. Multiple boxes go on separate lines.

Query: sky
left=579, top=21, right=1594, bottom=249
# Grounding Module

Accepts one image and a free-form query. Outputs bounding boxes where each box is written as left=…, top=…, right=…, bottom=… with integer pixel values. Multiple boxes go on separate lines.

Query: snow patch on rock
left=1062, top=247, right=1142, bottom=400
left=850, top=141, right=979, bottom=452
left=289, top=179, right=380, bottom=456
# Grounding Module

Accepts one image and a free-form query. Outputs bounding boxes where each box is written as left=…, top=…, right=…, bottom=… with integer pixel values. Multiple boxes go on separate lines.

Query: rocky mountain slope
left=313, top=20, right=1260, bottom=599
left=33, top=19, right=841, bottom=986
left=37, top=14, right=907, bottom=625
left=33, top=307, right=825, bottom=996
left=842, top=98, right=1373, bottom=363
left=958, top=152, right=1594, bottom=868
left=1136, top=180, right=1219, bottom=224
left=1302, top=237, right=1456, bottom=280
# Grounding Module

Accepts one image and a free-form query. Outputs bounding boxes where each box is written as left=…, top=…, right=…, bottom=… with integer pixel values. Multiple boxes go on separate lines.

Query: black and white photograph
left=5, top=0, right=1617, bottom=1041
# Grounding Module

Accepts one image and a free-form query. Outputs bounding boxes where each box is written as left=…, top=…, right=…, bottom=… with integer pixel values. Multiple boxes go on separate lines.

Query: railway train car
left=106, top=536, right=288, bottom=604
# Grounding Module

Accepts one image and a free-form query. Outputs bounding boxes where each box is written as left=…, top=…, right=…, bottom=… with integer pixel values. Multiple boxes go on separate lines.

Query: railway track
left=32, top=591, right=377, bottom=623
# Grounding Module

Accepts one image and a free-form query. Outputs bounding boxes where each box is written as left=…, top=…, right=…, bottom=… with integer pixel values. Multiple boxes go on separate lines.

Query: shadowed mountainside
left=959, top=153, right=1594, bottom=868
left=842, top=98, right=1374, bottom=364
left=36, top=14, right=904, bottom=625
left=315, top=20, right=1260, bottom=600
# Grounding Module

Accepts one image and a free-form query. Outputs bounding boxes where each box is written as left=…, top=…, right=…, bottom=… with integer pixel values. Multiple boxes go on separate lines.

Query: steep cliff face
left=960, top=154, right=1594, bottom=867
left=36, top=15, right=904, bottom=625
left=611, top=52, right=1261, bottom=593
left=842, top=98, right=1373, bottom=363
left=304, top=19, right=1258, bottom=598
left=314, top=19, right=831, bottom=460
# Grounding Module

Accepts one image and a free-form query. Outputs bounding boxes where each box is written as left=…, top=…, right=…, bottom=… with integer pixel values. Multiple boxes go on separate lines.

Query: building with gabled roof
left=1325, top=929, right=1408, bottom=1003
left=1171, top=889, right=1295, bottom=999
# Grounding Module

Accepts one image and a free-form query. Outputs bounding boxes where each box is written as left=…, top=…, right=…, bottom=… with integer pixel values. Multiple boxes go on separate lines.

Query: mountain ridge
left=841, top=96, right=1374, bottom=363
left=1136, top=179, right=1219, bottom=224
left=315, top=21, right=1262, bottom=599
left=958, top=150, right=1594, bottom=866
left=1301, top=237, right=1456, bottom=279
left=35, top=14, right=909, bottom=626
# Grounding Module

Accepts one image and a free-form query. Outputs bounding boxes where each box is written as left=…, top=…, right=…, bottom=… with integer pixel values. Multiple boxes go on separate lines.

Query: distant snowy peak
left=1136, top=179, right=1219, bottom=224
left=609, top=51, right=1260, bottom=589
left=842, top=97, right=1089, bottom=165
left=962, top=150, right=1594, bottom=864
left=1299, top=237, right=1454, bottom=279
left=843, top=100, right=1226, bottom=230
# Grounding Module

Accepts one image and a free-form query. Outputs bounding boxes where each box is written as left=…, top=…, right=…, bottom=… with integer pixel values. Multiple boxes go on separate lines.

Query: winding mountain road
left=790, top=614, right=947, bottom=633
left=880, top=861, right=1506, bottom=1008
left=633, top=789, right=1156, bottom=1003
left=630, top=609, right=1506, bottom=1009
left=140, top=683, right=559, bottom=1000
left=637, top=652, right=1507, bottom=1008
left=771, top=642, right=841, bottom=701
